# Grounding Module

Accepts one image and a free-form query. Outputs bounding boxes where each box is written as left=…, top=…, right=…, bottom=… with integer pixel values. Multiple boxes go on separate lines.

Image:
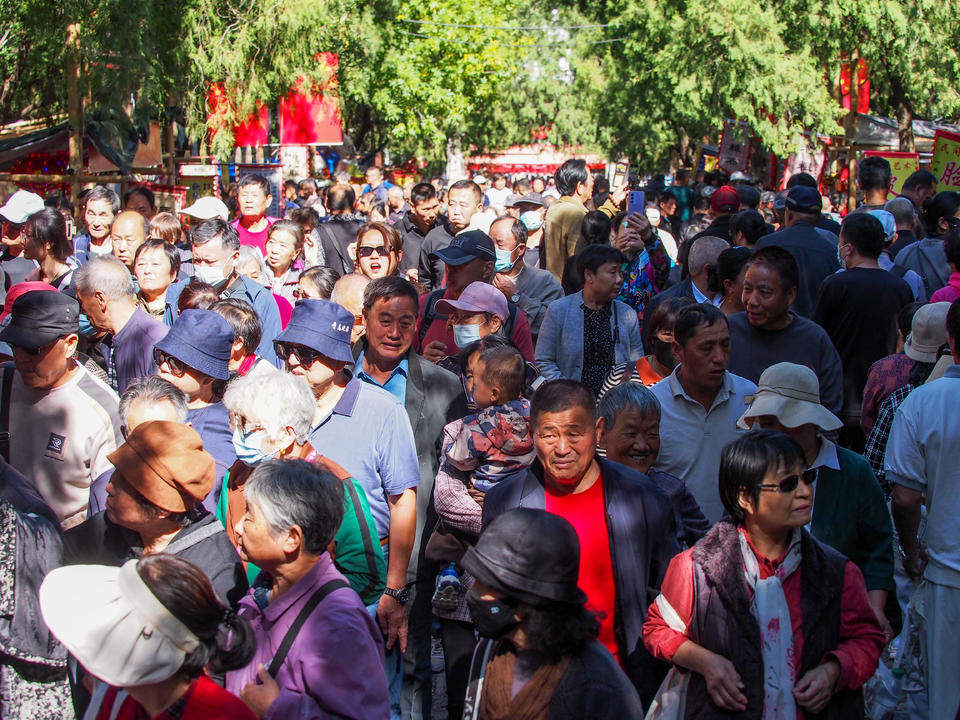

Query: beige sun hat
left=904, top=302, right=951, bottom=364
left=737, top=362, right=842, bottom=431
left=39, top=560, right=199, bottom=686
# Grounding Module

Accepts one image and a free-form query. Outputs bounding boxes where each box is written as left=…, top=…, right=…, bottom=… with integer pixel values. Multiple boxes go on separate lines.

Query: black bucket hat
left=461, top=508, right=588, bottom=607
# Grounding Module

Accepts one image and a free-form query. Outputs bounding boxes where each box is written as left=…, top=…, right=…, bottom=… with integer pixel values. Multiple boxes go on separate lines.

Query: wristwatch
left=510, top=292, right=520, bottom=304
left=384, top=586, right=410, bottom=605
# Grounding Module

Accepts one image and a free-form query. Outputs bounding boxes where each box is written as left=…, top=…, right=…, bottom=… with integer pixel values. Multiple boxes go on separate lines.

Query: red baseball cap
left=711, top=185, right=741, bottom=215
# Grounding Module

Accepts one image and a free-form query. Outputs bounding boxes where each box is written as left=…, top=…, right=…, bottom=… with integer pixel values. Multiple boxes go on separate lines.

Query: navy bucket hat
left=154, top=309, right=234, bottom=381
left=274, top=299, right=355, bottom=364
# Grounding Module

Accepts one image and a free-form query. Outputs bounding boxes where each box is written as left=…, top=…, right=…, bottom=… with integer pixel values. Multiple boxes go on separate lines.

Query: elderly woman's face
left=599, top=408, right=660, bottom=474
left=740, top=460, right=813, bottom=531
left=235, top=497, right=288, bottom=568
left=229, top=411, right=295, bottom=457
left=134, top=246, right=176, bottom=294
left=450, top=309, right=502, bottom=337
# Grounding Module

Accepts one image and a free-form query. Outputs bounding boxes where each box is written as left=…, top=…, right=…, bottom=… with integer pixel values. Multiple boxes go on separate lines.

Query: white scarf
left=739, top=528, right=802, bottom=720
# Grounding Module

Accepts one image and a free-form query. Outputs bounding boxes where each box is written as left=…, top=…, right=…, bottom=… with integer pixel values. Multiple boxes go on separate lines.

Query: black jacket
left=318, top=215, right=364, bottom=275
left=64, top=509, right=249, bottom=607
left=418, top=219, right=456, bottom=292
left=756, top=220, right=841, bottom=317
left=395, top=211, right=433, bottom=275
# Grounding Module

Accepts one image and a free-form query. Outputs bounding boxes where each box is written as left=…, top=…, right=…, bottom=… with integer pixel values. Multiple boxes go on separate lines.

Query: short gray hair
left=245, top=459, right=345, bottom=554
left=237, top=245, right=267, bottom=276
left=884, top=196, right=915, bottom=228
left=688, top=236, right=730, bottom=277
left=598, top=382, right=661, bottom=428
left=74, top=255, right=136, bottom=299
left=119, top=375, right=189, bottom=426
left=222, top=370, right=315, bottom=445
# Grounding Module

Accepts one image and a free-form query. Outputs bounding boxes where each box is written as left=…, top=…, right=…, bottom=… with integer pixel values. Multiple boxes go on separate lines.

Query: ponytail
left=208, top=607, right=257, bottom=674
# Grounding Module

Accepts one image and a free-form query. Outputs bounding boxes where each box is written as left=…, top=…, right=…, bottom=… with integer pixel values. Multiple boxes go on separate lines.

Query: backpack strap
left=0, top=364, right=14, bottom=463
left=417, top=288, right=446, bottom=349
left=164, top=519, right=224, bottom=555
left=340, top=478, right=384, bottom=601
left=890, top=263, right=907, bottom=279
left=267, top=578, right=349, bottom=678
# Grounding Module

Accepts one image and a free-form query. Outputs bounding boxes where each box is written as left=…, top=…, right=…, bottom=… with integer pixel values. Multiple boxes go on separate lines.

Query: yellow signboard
left=931, top=129, right=960, bottom=192
left=864, top=150, right=919, bottom=198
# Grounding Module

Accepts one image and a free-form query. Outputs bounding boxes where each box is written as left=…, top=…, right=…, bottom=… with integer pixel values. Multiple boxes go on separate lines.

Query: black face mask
left=466, top=590, right=520, bottom=639
left=650, top=336, right=677, bottom=371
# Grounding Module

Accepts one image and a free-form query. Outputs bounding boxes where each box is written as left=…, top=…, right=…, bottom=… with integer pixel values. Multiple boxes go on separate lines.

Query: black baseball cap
left=432, top=230, right=496, bottom=266
left=0, top=290, right=79, bottom=351
left=785, top=185, right=822, bottom=214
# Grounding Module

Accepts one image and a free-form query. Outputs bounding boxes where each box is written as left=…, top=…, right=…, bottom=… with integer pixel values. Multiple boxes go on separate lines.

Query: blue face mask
left=453, top=323, right=483, bottom=349
left=494, top=247, right=516, bottom=272
left=232, top=427, right=273, bottom=467
left=520, top=211, right=542, bottom=231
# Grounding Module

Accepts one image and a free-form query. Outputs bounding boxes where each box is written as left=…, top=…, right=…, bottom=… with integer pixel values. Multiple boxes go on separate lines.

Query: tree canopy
left=0, top=0, right=957, bottom=167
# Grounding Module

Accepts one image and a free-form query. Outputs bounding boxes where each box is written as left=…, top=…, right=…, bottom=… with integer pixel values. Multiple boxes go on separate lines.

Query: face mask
left=232, top=427, right=273, bottom=467
left=494, top=247, right=516, bottom=272
left=453, top=323, right=482, bottom=349
left=520, top=211, right=542, bottom=231
left=466, top=590, right=520, bottom=639
left=194, top=263, right=227, bottom=286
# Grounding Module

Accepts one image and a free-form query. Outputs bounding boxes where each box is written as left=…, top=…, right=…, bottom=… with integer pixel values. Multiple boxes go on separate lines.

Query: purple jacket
left=111, top=307, right=167, bottom=392
left=225, top=553, right=389, bottom=720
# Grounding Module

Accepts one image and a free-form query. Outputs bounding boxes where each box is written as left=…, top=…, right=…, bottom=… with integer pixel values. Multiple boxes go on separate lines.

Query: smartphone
left=612, top=159, right=629, bottom=190
left=627, top=190, right=646, bottom=217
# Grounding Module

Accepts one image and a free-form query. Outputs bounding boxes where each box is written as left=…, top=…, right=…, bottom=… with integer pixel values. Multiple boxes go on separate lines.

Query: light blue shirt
left=885, top=364, right=960, bottom=587
left=354, top=350, right=409, bottom=404
left=308, top=378, right=419, bottom=539
left=650, top=368, right=757, bottom=523
left=691, top=282, right=723, bottom=307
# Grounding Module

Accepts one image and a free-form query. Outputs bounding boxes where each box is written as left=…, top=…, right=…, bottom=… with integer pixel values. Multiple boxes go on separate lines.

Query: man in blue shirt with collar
left=166, top=219, right=282, bottom=366
left=274, top=298, right=419, bottom=720
left=353, top=276, right=464, bottom=719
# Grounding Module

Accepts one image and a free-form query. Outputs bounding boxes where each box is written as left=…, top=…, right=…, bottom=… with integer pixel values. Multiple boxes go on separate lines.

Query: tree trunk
left=66, top=23, right=83, bottom=205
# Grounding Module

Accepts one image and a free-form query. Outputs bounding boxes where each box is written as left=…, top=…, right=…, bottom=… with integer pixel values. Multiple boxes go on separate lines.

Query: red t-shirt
left=232, top=216, right=277, bottom=255
left=544, top=472, right=619, bottom=661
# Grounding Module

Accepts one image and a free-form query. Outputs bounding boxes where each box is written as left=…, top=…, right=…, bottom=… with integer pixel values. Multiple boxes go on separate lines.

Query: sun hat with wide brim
left=39, top=560, right=200, bottom=687
left=904, top=301, right=951, bottom=363
left=737, top=362, right=842, bottom=432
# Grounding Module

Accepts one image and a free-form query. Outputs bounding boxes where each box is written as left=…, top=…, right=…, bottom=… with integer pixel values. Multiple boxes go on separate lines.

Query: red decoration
left=207, top=83, right=269, bottom=147
left=839, top=59, right=870, bottom=114
left=279, top=53, right=343, bottom=145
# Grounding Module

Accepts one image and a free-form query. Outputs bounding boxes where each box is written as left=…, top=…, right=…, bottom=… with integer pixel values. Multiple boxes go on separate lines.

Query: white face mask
left=193, top=263, right=226, bottom=286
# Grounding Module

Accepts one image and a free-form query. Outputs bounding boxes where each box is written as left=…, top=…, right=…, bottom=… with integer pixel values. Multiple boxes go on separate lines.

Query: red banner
left=279, top=53, right=343, bottom=145
left=839, top=59, right=870, bottom=115
left=207, top=83, right=269, bottom=147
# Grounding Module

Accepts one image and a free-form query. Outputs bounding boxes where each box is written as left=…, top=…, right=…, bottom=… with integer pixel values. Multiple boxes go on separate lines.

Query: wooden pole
left=845, top=53, right=860, bottom=213
left=66, top=23, right=83, bottom=205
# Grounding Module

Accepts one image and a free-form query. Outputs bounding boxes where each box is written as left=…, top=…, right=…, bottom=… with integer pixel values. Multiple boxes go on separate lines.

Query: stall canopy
left=467, top=144, right=606, bottom=175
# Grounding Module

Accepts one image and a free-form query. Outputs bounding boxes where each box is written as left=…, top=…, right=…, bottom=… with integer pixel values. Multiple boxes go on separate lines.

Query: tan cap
left=107, top=421, right=215, bottom=512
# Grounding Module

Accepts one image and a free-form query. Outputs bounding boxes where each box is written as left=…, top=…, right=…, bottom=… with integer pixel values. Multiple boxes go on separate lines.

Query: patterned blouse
left=581, top=303, right=615, bottom=397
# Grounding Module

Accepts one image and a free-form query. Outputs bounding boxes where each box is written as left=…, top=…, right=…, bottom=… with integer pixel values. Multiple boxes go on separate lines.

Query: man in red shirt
left=482, top=379, right=680, bottom=707
left=232, top=174, right=278, bottom=255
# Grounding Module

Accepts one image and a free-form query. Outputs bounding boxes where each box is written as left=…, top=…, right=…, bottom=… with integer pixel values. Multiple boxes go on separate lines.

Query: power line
left=397, top=18, right=615, bottom=31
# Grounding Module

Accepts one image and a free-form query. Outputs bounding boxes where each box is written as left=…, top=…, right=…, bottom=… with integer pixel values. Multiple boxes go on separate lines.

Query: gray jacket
left=535, top=291, right=643, bottom=382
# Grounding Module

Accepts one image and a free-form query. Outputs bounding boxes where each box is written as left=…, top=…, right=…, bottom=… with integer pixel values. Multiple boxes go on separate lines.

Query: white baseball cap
left=729, top=171, right=750, bottom=182
left=181, top=196, right=229, bottom=221
left=0, top=190, right=44, bottom=224
left=473, top=174, right=490, bottom=185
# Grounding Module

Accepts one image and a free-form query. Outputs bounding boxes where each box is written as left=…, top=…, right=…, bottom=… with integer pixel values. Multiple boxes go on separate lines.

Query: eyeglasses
left=273, top=341, right=322, bottom=367
left=153, top=348, right=188, bottom=377
left=357, top=245, right=388, bottom=258
left=757, top=468, right=818, bottom=493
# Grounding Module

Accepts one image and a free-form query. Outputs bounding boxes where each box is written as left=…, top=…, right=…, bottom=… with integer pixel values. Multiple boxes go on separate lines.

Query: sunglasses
left=357, top=245, right=389, bottom=258
left=153, top=348, right=188, bottom=377
left=11, top=338, right=59, bottom=356
left=274, top=341, right=322, bottom=367
left=757, top=468, right=818, bottom=493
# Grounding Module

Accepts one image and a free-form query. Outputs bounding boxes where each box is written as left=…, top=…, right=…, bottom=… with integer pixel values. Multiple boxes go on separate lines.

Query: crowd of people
left=0, top=152, right=956, bottom=719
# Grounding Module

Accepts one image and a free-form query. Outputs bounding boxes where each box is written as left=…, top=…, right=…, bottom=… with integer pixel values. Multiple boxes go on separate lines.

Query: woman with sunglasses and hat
left=643, top=430, right=884, bottom=719
left=460, top=507, right=643, bottom=720
left=154, top=309, right=237, bottom=503
left=738, top=362, right=898, bottom=641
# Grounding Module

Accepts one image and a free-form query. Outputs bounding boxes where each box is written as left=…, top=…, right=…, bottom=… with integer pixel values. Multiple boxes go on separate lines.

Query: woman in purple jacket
left=225, top=458, right=390, bottom=720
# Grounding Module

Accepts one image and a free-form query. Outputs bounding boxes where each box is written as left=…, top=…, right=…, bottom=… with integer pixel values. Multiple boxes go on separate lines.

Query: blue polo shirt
left=354, top=350, right=409, bottom=404
left=307, top=378, right=419, bottom=539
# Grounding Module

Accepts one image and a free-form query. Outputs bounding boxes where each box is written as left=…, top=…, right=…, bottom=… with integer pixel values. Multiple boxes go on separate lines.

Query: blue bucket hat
left=154, top=309, right=234, bottom=381
left=275, top=299, right=354, bottom=364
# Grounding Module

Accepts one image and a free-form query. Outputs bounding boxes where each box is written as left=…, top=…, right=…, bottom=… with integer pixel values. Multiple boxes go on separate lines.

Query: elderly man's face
left=13, top=334, right=78, bottom=390
left=599, top=408, right=660, bottom=474
left=111, top=211, right=146, bottom=269
left=85, top=199, right=115, bottom=242
left=672, top=320, right=730, bottom=391
left=533, top=405, right=599, bottom=492
left=105, top=471, right=167, bottom=532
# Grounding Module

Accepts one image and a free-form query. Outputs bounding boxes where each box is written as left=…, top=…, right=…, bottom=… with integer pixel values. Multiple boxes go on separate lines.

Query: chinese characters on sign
left=931, top=130, right=960, bottom=192
left=864, top=150, right=920, bottom=199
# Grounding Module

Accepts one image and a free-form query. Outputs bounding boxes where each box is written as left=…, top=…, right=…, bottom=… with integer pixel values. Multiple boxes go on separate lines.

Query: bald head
left=688, top=236, right=730, bottom=278
left=332, top=273, right=370, bottom=342
left=387, top=185, right=405, bottom=210
left=884, top=196, right=916, bottom=230
left=111, top=210, right=149, bottom=269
